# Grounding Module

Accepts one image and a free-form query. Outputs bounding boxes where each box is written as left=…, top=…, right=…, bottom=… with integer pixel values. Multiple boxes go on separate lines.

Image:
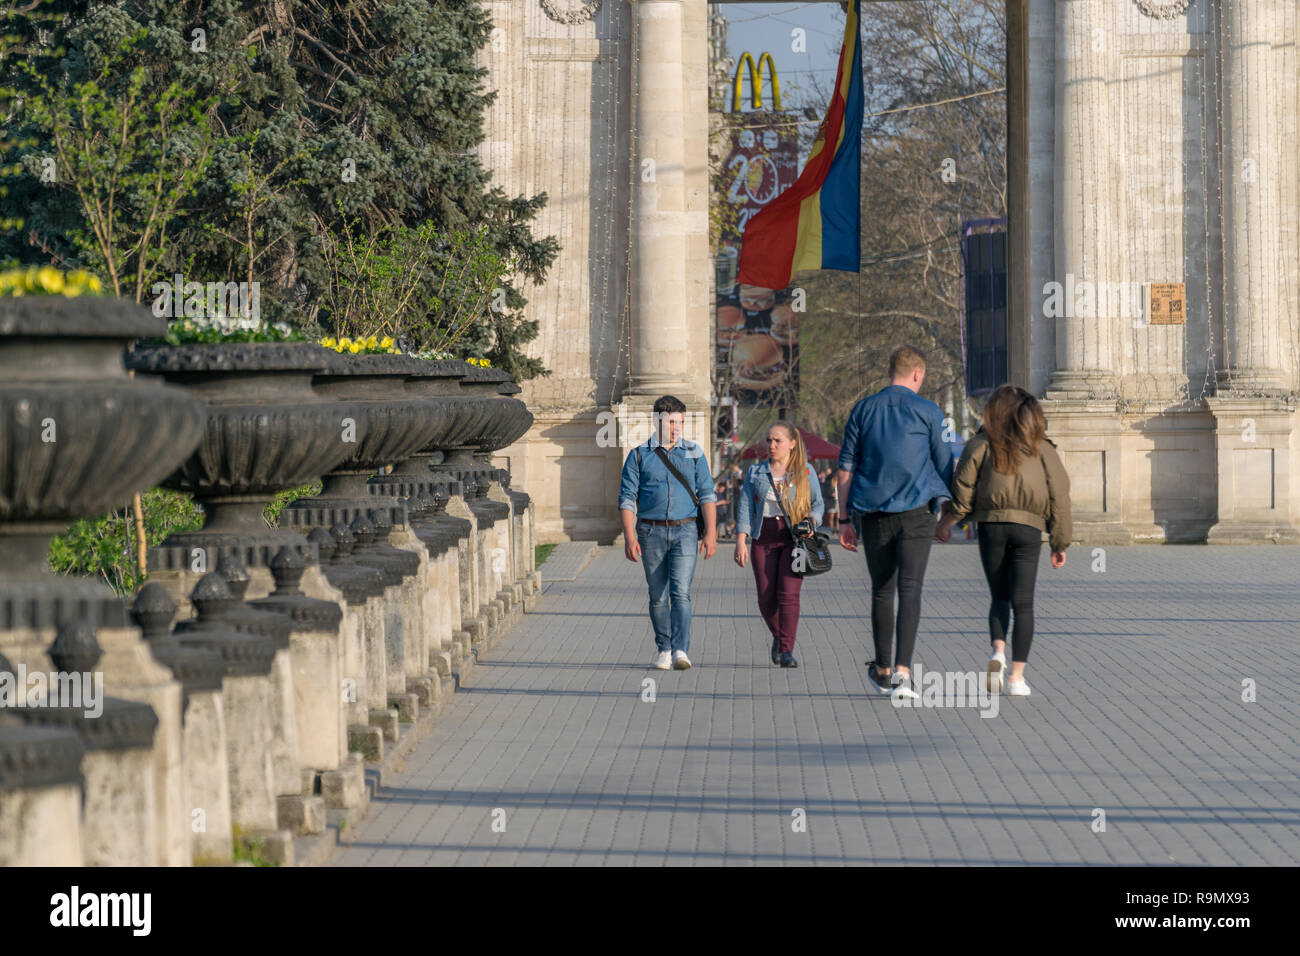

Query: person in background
left=714, top=478, right=732, bottom=540
left=734, top=421, right=824, bottom=668
left=821, top=467, right=840, bottom=531
left=936, top=385, right=1072, bottom=697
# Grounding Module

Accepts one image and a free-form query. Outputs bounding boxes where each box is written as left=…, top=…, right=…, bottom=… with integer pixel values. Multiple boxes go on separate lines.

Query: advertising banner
left=715, top=53, right=801, bottom=410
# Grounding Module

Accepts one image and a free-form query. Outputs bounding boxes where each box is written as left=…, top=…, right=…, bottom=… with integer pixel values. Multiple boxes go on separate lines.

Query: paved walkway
left=532, top=541, right=599, bottom=581
left=328, top=541, right=1300, bottom=865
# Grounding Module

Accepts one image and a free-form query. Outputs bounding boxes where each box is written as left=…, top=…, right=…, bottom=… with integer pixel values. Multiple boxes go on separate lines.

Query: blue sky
left=720, top=3, right=847, bottom=115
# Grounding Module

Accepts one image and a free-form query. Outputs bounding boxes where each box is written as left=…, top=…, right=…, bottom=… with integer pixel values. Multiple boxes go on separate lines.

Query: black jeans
left=858, top=506, right=935, bottom=670
left=977, top=522, right=1042, bottom=662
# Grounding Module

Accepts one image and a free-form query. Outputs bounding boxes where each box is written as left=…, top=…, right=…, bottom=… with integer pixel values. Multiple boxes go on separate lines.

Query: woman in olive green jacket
left=936, top=385, right=1072, bottom=697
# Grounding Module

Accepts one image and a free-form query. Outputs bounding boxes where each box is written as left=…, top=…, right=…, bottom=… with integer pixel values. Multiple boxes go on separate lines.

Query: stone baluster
left=132, top=584, right=231, bottom=864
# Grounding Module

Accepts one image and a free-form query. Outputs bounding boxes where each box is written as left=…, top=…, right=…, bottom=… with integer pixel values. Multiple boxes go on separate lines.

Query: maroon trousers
left=750, top=515, right=804, bottom=653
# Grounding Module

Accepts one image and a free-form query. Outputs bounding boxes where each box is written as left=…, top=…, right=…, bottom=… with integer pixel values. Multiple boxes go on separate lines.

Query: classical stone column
left=1218, top=0, right=1289, bottom=393
left=1206, top=0, right=1300, bottom=543
left=1041, top=0, right=1130, bottom=544
left=628, top=0, right=691, bottom=398
left=1046, top=0, right=1119, bottom=400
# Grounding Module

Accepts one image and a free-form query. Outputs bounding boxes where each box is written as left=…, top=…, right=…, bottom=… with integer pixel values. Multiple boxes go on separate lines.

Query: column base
left=1065, top=513, right=1134, bottom=546
left=1206, top=521, right=1300, bottom=545
left=1205, top=394, right=1300, bottom=544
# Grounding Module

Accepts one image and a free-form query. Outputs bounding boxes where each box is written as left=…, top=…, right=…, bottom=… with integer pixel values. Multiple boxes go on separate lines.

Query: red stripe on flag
left=736, top=14, right=856, bottom=290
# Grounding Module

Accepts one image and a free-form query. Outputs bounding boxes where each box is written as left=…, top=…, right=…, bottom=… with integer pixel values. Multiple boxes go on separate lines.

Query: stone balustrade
left=0, top=297, right=538, bottom=866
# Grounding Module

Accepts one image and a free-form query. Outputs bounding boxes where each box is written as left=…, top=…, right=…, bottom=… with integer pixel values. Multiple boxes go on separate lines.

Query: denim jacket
left=617, top=435, right=717, bottom=521
left=734, top=460, right=824, bottom=538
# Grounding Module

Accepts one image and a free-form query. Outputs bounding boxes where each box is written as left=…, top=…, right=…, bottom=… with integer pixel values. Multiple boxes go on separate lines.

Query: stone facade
left=482, top=0, right=1300, bottom=544
left=1031, top=0, right=1299, bottom=542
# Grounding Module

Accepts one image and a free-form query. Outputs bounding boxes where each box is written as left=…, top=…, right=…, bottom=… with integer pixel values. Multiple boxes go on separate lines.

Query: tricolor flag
left=736, top=0, right=862, bottom=290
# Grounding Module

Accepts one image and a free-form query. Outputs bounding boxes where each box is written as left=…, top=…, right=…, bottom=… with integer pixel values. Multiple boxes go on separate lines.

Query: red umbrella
left=740, top=427, right=841, bottom=460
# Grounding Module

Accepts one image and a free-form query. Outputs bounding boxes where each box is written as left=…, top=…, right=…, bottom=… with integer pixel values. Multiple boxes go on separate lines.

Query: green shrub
left=48, top=488, right=203, bottom=595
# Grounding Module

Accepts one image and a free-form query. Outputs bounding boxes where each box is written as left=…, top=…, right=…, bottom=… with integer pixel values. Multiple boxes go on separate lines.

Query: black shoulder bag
left=652, top=446, right=708, bottom=537
left=772, top=468, right=832, bottom=577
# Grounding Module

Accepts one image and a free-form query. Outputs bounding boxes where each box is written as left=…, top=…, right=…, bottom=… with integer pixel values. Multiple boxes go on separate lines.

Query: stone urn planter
left=428, top=366, right=533, bottom=493
left=124, top=343, right=369, bottom=573
left=0, top=296, right=206, bottom=628
left=366, top=359, right=484, bottom=502
left=281, top=353, right=462, bottom=530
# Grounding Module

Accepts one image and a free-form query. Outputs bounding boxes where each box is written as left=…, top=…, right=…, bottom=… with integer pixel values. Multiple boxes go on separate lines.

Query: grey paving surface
left=536, top=541, right=599, bottom=581
left=328, top=541, right=1300, bottom=865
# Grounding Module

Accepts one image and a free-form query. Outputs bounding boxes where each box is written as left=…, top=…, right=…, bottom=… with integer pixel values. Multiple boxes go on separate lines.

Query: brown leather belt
left=639, top=518, right=691, bottom=526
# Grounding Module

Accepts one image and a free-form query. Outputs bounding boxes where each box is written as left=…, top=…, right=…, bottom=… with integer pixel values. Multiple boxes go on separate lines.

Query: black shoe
left=866, top=660, right=893, bottom=695
left=771, top=638, right=781, bottom=665
left=780, top=651, right=798, bottom=668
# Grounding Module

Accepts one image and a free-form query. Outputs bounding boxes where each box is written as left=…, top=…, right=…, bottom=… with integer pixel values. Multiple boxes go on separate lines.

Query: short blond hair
left=889, top=345, right=926, bottom=380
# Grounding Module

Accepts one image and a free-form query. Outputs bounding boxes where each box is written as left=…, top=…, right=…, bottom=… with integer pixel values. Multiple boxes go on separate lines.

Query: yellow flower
left=380, top=336, right=394, bottom=348
left=366, top=335, right=378, bottom=347
left=339, top=336, right=352, bottom=348
left=35, top=266, right=62, bottom=293
left=321, top=337, right=337, bottom=348
left=348, top=342, right=362, bottom=353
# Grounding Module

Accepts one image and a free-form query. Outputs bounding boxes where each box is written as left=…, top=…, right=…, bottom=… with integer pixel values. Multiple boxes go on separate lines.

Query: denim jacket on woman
left=734, top=460, right=824, bottom=539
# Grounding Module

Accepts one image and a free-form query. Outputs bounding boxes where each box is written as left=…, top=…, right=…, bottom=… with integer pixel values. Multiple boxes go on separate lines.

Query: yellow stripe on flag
left=791, top=193, right=823, bottom=274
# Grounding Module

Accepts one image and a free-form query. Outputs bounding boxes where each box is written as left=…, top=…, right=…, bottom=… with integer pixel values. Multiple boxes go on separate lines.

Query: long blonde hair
left=769, top=420, right=812, bottom=523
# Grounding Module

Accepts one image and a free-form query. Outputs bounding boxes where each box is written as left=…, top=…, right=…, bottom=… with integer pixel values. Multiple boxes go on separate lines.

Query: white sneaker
left=652, top=650, right=672, bottom=670
left=891, top=675, right=919, bottom=701
left=1006, top=676, right=1031, bottom=697
left=673, top=650, right=692, bottom=670
left=987, top=650, right=1006, bottom=694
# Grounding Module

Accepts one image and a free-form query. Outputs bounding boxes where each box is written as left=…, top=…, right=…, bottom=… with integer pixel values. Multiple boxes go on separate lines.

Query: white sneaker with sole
left=987, top=650, right=1006, bottom=694
left=891, top=675, right=919, bottom=701
left=673, top=650, right=692, bottom=670
left=1006, top=676, right=1031, bottom=697
left=652, top=650, right=672, bottom=670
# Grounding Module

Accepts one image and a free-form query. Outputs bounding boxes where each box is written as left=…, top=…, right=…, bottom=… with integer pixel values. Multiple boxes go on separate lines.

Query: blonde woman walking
left=734, top=422, right=824, bottom=668
left=936, top=386, right=1072, bottom=697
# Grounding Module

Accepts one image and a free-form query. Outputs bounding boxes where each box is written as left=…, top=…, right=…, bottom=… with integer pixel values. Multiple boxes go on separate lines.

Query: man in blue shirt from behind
left=619, top=395, right=718, bottom=671
left=836, top=345, right=954, bottom=700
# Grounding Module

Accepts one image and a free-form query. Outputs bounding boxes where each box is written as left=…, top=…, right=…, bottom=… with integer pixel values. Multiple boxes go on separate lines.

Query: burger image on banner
left=739, top=284, right=775, bottom=313
left=730, top=333, right=786, bottom=392
left=717, top=303, right=745, bottom=343
left=769, top=302, right=798, bottom=345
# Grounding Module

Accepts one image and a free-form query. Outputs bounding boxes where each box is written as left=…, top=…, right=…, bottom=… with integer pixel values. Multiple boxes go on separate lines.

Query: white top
left=763, top=471, right=792, bottom=519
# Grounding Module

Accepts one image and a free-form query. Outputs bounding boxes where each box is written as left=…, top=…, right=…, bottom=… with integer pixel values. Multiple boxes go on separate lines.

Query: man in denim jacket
left=618, top=395, right=718, bottom=671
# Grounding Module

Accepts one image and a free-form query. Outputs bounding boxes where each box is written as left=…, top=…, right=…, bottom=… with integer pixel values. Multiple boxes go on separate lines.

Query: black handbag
left=772, top=466, right=832, bottom=577
left=651, top=446, right=709, bottom=537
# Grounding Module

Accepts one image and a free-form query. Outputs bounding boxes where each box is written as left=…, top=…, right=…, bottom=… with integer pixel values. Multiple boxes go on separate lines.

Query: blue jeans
left=636, top=518, right=699, bottom=653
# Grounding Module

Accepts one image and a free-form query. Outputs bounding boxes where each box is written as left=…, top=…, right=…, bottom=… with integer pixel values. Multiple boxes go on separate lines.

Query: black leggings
left=859, top=507, right=935, bottom=670
left=977, top=522, right=1042, bottom=662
